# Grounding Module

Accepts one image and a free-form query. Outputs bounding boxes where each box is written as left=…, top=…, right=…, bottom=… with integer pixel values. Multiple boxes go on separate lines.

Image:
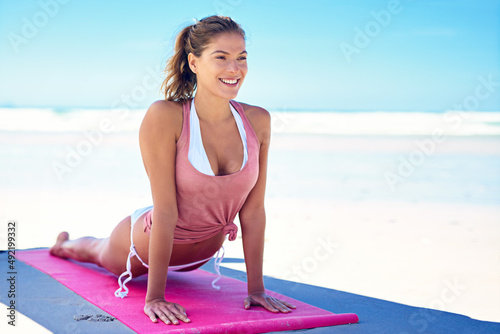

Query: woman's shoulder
left=140, top=99, right=184, bottom=140
left=235, top=101, right=270, bottom=126
left=145, top=99, right=183, bottom=120
left=234, top=101, right=271, bottom=142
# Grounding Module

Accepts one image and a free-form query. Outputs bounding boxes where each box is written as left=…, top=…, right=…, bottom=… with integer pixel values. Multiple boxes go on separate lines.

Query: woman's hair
left=161, top=15, right=246, bottom=102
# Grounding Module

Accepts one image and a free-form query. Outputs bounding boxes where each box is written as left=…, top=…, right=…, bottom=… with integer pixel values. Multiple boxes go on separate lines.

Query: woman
left=50, top=15, right=295, bottom=325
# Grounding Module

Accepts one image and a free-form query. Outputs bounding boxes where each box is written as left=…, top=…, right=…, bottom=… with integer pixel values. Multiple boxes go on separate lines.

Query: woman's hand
left=144, top=297, right=191, bottom=325
left=244, top=292, right=296, bottom=313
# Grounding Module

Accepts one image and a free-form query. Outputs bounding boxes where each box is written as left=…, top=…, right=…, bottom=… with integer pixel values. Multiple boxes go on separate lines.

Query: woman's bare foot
left=49, top=232, right=70, bottom=258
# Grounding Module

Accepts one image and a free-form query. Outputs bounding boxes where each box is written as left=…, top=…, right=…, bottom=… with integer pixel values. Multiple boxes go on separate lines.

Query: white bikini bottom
left=114, top=206, right=225, bottom=298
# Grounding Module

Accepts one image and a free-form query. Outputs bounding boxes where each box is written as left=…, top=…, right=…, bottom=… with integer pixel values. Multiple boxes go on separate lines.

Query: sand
left=1, top=131, right=499, bottom=322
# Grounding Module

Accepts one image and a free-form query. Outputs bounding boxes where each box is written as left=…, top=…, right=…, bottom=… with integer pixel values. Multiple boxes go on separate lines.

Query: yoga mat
left=17, top=249, right=358, bottom=333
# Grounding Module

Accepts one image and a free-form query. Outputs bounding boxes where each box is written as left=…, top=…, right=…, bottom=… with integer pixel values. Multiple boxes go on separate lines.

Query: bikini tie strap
left=212, top=245, right=225, bottom=290
left=222, top=221, right=238, bottom=241
left=115, top=243, right=149, bottom=298
left=114, top=245, right=135, bottom=298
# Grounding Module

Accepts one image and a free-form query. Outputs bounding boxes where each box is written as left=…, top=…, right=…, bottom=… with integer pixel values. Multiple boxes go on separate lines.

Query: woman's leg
left=49, top=232, right=104, bottom=263
left=50, top=215, right=148, bottom=277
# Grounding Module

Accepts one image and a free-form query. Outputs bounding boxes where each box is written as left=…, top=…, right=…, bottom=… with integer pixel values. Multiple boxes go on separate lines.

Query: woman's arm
left=139, top=100, right=189, bottom=324
left=239, top=105, right=270, bottom=295
left=239, top=105, right=295, bottom=313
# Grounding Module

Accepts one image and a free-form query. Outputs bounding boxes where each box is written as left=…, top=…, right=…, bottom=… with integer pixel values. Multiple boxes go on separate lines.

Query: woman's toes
left=57, top=231, right=70, bottom=243
left=49, top=232, right=70, bottom=257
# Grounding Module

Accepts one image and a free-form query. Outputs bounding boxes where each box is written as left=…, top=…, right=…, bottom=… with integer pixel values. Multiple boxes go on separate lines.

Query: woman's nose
left=227, top=60, right=239, bottom=73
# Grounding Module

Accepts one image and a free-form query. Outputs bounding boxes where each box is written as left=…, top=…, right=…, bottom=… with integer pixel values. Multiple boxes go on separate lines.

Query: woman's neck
left=193, top=90, right=232, bottom=124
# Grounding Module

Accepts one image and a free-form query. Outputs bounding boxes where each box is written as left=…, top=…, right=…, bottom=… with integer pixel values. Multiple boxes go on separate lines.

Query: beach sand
left=1, top=130, right=499, bottom=323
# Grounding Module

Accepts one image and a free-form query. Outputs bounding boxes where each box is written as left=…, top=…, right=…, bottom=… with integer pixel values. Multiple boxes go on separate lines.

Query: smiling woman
left=49, top=15, right=295, bottom=326
left=187, top=33, right=248, bottom=108
left=161, top=15, right=247, bottom=102
left=210, top=47, right=248, bottom=88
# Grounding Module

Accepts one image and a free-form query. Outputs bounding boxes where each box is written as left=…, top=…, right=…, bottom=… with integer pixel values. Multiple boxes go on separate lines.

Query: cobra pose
left=50, top=15, right=295, bottom=325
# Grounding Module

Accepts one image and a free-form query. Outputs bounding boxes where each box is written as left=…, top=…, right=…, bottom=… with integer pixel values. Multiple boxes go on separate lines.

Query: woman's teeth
left=220, top=78, right=238, bottom=84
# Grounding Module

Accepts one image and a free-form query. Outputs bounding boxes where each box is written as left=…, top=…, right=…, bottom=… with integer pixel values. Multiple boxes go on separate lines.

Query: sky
left=0, top=0, right=499, bottom=111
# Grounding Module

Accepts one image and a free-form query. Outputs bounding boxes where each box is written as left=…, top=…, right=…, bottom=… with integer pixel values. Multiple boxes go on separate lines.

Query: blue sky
left=0, top=0, right=499, bottom=111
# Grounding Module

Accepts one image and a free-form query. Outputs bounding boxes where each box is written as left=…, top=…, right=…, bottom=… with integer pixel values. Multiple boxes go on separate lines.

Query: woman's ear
left=188, top=52, right=197, bottom=73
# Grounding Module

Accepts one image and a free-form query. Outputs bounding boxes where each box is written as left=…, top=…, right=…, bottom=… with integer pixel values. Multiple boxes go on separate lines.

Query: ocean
left=2, top=107, right=500, bottom=206
left=2, top=107, right=500, bottom=135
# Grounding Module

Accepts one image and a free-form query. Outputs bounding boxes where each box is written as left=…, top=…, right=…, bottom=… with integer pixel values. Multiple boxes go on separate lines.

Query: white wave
left=269, top=110, right=500, bottom=136
left=1, top=107, right=500, bottom=136
left=0, top=107, right=146, bottom=133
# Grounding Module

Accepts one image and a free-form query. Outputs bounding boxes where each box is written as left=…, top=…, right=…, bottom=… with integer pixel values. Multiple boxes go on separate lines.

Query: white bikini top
left=188, top=99, right=248, bottom=176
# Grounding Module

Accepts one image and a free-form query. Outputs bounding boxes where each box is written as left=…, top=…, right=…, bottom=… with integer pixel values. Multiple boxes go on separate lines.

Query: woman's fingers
left=268, top=298, right=291, bottom=313
left=263, top=301, right=279, bottom=312
left=144, top=301, right=190, bottom=325
left=244, top=294, right=297, bottom=313
left=144, top=308, right=159, bottom=323
left=245, top=295, right=280, bottom=313
left=274, top=297, right=297, bottom=312
left=157, top=304, right=190, bottom=325
left=158, top=305, right=177, bottom=324
left=175, top=303, right=187, bottom=316
left=158, top=313, right=172, bottom=325
left=168, top=303, right=190, bottom=323
left=244, top=297, right=251, bottom=309
left=281, top=300, right=297, bottom=309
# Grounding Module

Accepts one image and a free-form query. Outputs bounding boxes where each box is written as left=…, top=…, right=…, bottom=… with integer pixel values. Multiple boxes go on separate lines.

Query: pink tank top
left=143, top=99, right=260, bottom=244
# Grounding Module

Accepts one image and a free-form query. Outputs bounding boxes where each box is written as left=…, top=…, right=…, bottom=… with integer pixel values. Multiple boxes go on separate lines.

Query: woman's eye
left=215, top=56, right=246, bottom=60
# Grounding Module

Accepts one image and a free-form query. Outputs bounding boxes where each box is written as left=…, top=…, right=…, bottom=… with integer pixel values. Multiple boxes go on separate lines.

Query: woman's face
left=189, top=32, right=247, bottom=101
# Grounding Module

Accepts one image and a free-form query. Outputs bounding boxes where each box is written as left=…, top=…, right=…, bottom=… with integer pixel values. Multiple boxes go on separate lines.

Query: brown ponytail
left=161, top=15, right=246, bottom=102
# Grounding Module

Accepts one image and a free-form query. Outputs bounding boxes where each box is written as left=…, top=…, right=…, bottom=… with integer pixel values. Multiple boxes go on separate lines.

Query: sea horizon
left=2, top=104, right=500, bottom=113
left=2, top=106, right=500, bottom=136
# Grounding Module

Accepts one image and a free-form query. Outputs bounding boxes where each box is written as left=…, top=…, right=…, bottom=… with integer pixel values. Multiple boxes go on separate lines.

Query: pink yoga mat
left=17, top=249, right=358, bottom=333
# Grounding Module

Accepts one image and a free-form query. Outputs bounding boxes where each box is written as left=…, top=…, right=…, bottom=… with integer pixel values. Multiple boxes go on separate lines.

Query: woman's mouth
left=219, top=78, right=240, bottom=86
